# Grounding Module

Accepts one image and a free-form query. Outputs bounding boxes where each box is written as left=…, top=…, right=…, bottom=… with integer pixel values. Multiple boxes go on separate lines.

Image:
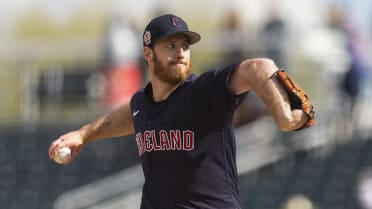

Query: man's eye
left=182, top=43, right=190, bottom=50
left=167, top=43, right=175, bottom=49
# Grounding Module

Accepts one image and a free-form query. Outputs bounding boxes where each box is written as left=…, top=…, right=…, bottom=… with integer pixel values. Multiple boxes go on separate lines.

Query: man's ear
left=144, top=47, right=153, bottom=61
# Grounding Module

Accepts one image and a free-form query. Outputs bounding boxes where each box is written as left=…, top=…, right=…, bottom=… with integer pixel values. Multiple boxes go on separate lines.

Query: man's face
left=150, top=33, right=191, bottom=85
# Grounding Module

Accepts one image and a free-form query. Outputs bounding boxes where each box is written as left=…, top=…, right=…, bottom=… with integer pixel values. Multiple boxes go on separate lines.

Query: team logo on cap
left=143, top=30, right=151, bottom=45
left=171, top=16, right=182, bottom=29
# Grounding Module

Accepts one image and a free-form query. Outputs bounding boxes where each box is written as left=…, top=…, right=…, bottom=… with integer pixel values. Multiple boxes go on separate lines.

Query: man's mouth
left=169, top=61, right=187, bottom=66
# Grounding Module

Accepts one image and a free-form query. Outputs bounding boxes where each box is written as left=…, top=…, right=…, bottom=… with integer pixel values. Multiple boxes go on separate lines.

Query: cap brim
left=161, top=31, right=201, bottom=45
left=182, top=31, right=201, bottom=45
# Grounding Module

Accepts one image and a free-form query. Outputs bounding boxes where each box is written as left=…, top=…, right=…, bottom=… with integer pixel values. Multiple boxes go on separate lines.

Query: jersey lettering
left=159, top=130, right=170, bottom=150
left=170, top=130, right=182, bottom=150
left=136, top=130, right=195, bottom=156
left=183, top=130, right=195, bottom=151
left=144, top=131, right=154, bottom=152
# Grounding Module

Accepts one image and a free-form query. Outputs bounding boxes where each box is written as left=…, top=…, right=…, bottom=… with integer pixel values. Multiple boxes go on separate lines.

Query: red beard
left=153, top=53, right=191, bottom=85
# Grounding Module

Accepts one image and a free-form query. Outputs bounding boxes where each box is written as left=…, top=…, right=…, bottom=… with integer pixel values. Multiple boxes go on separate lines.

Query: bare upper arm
left=110, top=102, right=135, bottom=136
left=229, top=58, right=307, bottom=131
left=229, top=58, right=278, bottom=95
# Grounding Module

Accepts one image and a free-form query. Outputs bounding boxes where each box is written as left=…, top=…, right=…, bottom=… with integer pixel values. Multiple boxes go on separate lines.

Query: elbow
left=276, top=116, right=303, bottom=132
left=277, top=121, right=294, bottom=132
left=279, top=125, right=295, bottom=132
left=277, top=120, right=308, bottom=132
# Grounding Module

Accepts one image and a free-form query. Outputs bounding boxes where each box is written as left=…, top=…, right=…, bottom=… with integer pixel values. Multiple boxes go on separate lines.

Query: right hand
left=48, top=130, right=86, bottom=164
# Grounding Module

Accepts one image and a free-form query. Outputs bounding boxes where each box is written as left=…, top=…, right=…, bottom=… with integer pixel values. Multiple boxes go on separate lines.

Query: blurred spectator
left=219, top=8, right=246, bottom=65
left=260, top=9, right=286, bottom=68
left=218, top=9, right=269, bottom=127
left=330, top=6, right=370, bottom=137
left=340, top=59, right=363, bottom=118
left=100, top=15, right=143, bottom=110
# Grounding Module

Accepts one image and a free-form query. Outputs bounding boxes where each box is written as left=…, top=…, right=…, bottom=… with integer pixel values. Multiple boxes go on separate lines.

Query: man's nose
left=175, top=47, right=185, bottom=59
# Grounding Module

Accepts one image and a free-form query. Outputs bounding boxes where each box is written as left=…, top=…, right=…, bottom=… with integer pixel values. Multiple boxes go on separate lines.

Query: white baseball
left=53, top=147, right=71, bottom=164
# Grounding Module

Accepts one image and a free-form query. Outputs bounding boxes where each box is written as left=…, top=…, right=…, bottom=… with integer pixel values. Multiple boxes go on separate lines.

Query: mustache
left=169, top=60, right=188, bottom=65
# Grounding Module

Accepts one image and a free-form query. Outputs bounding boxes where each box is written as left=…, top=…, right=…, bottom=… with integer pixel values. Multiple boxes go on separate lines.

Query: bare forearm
left=262, top=81, right=307, bottom=131
left=256, top=69, right=307, bottom=131
left=79, top=103, right=135, bottom=144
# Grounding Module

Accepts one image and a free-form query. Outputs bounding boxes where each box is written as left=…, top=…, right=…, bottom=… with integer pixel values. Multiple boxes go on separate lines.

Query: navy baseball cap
left=143, top=14, right=201, bottom=47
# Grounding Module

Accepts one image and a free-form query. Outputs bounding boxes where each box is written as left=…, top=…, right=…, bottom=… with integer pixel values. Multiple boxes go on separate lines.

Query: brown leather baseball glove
left=276, top=70, right=315, bottom=130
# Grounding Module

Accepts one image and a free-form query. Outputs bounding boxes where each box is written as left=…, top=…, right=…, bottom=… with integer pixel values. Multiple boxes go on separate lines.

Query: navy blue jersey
left=130, top=63, right=247, bottom=209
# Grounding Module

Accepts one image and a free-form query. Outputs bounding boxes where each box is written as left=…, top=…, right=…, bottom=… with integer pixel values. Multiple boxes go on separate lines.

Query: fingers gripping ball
left=53, top=147, right=71, bottom=164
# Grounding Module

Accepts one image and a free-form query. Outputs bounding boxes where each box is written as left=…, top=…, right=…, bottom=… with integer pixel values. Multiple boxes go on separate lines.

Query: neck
left=151, top=77, right=181, bottom=102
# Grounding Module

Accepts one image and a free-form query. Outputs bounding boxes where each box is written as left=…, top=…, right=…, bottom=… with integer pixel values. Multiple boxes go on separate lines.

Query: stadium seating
left=0, top=126, right=139, bottom=209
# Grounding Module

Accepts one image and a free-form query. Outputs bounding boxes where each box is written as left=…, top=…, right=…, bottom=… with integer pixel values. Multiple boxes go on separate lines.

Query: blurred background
left=1, top=0, right=372, bottom=208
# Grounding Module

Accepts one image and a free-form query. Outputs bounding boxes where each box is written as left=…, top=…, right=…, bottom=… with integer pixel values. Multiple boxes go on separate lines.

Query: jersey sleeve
left=189, top=63, right=248, bottom=126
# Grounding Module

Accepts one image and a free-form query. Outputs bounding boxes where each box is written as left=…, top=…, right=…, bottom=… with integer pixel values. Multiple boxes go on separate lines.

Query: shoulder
left=205, top=62, right=241, bottom=77
left=130, top=87, right=147, bottom=107
left=191, top=62, right=241, bottom=85
left=182, top=63, right=246, bottom=99
left=131, top=87, right=145, bottom=99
